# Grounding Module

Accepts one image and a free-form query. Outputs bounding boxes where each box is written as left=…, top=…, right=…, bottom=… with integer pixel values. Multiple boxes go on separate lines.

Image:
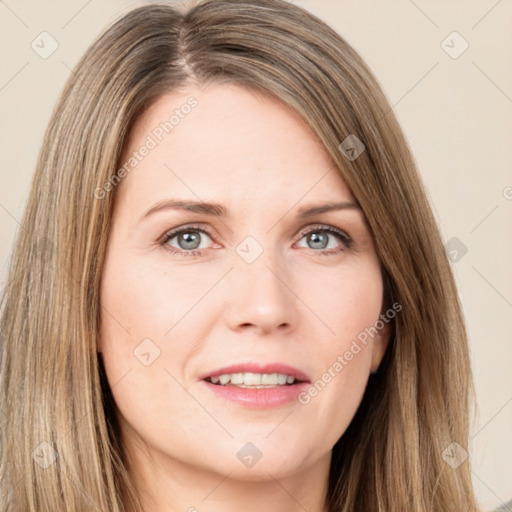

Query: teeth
left=261, top=373, right=277, bottom=385
left=218, top=374, right=230, bottom=385
left=244, top=373, right=262, bottom=385
left=208, top=372, right=297, bottom=387
left=230, top=373, right=244, bottom=385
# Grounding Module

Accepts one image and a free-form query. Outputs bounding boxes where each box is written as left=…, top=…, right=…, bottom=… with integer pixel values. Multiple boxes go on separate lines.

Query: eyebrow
left=138, top=199, right=360, bottom=222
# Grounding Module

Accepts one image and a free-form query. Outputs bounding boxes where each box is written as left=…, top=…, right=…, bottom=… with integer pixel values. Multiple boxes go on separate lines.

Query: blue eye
left=161, top=224, right=212, bottom=256
left=296, top=225, right=352, bottom=255
left=160, top=223, right=352, bottom=257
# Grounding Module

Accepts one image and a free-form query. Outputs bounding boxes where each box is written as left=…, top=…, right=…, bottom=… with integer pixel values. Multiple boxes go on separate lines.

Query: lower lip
left=200, top=380, right=310, bottom=408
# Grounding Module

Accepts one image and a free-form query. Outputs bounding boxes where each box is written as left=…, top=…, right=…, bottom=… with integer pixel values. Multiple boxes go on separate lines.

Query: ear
left=370, top=318, right=391, bottom=373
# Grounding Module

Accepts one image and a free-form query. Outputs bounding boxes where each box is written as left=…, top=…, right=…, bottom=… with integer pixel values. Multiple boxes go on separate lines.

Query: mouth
left=198, top=363, right=311, bottom=408
left=200, top=363, right=310, bottom=388
left=204, top=371, right=305, bottom=388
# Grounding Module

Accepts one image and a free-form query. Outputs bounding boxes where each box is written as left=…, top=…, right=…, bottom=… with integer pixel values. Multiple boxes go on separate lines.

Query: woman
left=0, top=0, right=481, bottom=510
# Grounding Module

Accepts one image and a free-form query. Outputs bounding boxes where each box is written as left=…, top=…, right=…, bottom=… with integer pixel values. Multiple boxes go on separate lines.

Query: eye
left=295, top=224, right=352, bottom=255
left=160, top=224, right=214, bottom=256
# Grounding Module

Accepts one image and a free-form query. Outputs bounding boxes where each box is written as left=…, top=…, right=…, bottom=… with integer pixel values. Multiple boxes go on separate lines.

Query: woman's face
left=99, top=83, right=389, bottom=484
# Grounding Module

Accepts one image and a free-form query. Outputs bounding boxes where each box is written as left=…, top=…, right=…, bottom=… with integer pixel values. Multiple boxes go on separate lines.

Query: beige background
left=1, top=1, right=511, bottom=510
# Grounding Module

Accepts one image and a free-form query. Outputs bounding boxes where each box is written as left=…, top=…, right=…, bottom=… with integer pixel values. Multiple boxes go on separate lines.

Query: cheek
left=97, top=250, right=224, bottom=416
left=298, top=263, right=383, bottom=435
left=98, top=248, right=225, bottom=352
left=314, top=261, right=384, bottom=345
left=97, top=253, right=209, bottom=449
left=97, top=250, right=175, bottom=403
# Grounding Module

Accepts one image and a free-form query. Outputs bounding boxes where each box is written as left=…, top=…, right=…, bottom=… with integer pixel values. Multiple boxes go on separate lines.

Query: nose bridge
left=224, top=233, right=298, bottom=333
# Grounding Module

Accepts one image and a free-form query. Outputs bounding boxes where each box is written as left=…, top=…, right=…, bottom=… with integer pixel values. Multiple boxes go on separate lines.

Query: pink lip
left=200, top=379, right=311, bottom=409
left=198, top=363, right=310, bottom=383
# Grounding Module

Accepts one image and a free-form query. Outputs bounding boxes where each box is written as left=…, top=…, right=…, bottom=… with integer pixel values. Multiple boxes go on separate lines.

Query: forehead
left=115, top=83, right=354, bottom=213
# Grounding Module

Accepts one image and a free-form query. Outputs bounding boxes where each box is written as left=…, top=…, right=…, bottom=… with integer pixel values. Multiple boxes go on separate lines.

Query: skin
left=98, top=82, right=390, bottom=512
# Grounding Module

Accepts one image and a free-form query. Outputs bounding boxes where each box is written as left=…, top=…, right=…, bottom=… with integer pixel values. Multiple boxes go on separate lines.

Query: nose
left=223, top=250, right=299, bottom=336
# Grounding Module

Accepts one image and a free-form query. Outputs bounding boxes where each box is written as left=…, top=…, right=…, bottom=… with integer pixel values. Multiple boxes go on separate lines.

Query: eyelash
left=160, top=223, right=352, bottom=257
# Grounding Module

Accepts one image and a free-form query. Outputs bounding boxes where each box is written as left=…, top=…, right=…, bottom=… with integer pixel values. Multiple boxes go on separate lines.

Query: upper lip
left=199, top=363, right=310, bottom=383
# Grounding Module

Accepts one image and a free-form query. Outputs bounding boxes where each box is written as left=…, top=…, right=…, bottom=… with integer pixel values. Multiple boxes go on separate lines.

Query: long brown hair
left=0, top=1, right=479, bottom=510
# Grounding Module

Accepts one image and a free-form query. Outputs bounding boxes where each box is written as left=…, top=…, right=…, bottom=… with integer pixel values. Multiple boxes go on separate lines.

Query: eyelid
left=296, top=223, right=352, bottom=245
left=160, top=223, right=216, bottom=244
